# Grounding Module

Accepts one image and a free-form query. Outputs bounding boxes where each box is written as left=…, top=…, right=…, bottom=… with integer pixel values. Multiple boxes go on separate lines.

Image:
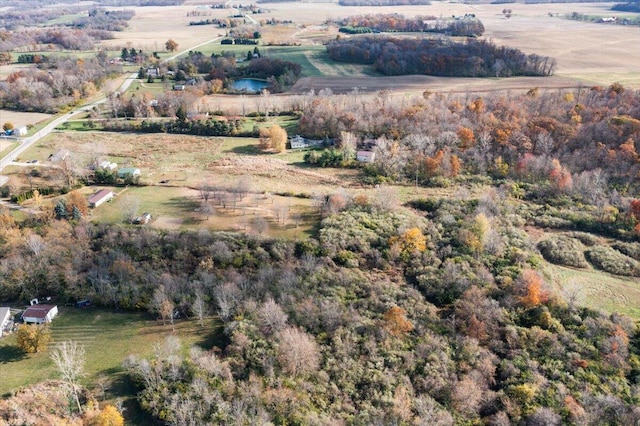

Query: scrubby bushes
left=611, top=241, right=640, bottom=261
left=585, top=246, right=640, bottom=276
left=537, top=236, right=589, bottom=268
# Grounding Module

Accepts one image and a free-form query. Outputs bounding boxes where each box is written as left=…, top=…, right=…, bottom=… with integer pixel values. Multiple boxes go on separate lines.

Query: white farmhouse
left=22, top=304, right=58, bottom=324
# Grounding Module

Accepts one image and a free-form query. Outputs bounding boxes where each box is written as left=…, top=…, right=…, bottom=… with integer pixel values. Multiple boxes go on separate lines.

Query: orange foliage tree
left=519, top=269, right=548, bottom=307
left=383, top=306, right=414, bottom=336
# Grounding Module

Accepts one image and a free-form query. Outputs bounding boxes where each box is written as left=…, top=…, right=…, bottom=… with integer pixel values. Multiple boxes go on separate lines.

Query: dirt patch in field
left=208, top=155, right=341, bottom=186
left=153, top=216, right=184, bottom=230
left=0, top=110, right=52, bottom=129
left=290, top=75, right=583, bottom=95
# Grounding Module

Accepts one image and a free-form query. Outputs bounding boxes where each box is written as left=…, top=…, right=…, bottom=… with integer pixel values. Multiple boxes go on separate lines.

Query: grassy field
left=544, top=263, right=640, bottom=320
left=0, top=307, right=222, bottom=397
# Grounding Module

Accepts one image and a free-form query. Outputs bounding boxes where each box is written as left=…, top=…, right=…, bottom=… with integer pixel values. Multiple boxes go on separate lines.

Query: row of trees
left=326, top=37, right=556, bottom=77
left=333, top=13, right=485, bottom=36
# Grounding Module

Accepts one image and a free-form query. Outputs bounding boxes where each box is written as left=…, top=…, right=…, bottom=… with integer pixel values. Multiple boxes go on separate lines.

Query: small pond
left=231, top=78, right=269, bottom=93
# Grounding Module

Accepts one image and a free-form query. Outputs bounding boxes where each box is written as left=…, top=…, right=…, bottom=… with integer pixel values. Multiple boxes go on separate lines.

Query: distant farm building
left=98, top=160, right=117, bottom=171
left=356, top=150, right=376, bottom=163
left=22, top=304, right=58, bottom=324
left=117, top=168, right=141, bottom=179
left=88, top=189, right=114, bottom=208
left=16, top=126, right=28, bottom=136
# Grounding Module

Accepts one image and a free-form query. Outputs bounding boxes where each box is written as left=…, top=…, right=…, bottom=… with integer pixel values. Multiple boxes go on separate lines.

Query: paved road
left=0, top=72, right=138, bottom=174
left=0, top=35, right=221, bottom=178
left=225, top=0, right=258, bottom=25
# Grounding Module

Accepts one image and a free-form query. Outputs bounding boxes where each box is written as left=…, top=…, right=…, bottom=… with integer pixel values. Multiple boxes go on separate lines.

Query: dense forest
left=0, top=54, right=119, bottom=112
left=612, top=0, right=640, bottom=12
left=326, top=37, right=555, bottom=77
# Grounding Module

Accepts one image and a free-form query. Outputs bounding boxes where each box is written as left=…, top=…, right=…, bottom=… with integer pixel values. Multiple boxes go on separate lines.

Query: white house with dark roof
left=22, top=304, right=58, bottom=324
left=0, top=307, right=11, bottom=337
left=88, top=189, right=114, bottom=208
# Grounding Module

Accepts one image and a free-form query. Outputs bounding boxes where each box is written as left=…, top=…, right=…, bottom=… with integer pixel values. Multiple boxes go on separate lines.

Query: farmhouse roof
left=118, top=167, right=140, bottom=176
left=0, top=307, right=10, bottom=321
left=357, top=150, right=375, bottom=158
left=88, top=189, right=113, bottom=205
left=22, top=304, right=56, bottom=320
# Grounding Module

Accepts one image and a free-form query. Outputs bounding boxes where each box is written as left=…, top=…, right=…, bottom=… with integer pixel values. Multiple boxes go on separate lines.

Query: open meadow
left=0, top=307, right=221, bottom=397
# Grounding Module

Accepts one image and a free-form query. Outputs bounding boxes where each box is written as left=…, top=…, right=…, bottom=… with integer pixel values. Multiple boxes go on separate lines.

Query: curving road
left=0, top=35, right=222, bottom=183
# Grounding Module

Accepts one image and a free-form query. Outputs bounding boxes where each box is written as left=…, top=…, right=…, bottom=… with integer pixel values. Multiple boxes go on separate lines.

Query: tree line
left=326, top=37, right=556, bottom=77
left=333, top=13, right=485, bottom=36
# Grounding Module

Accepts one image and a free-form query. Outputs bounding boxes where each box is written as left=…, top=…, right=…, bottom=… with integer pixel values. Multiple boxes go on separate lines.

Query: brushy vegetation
left=612, top=241, right=640, bottom=261
left=536, top=235, right=589, bottom=268
left=585, top=245, right=640, bottom=277
left=1, top=190, right=639, bottom=424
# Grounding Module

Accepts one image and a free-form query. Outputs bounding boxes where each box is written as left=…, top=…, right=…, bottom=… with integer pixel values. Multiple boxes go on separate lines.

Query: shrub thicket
left=537, top=236, right=589, bottom=268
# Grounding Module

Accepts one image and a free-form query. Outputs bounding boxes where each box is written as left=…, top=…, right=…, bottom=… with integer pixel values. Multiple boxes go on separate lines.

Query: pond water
left=231, top=78, right=269, bottom=93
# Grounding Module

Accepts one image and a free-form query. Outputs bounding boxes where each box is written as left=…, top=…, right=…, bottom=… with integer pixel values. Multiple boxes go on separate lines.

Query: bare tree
left=119, top=194, right=140, bottom=224
left=257, top=298, right=288, bottom=335
left=277, top=326, right=319, bottom=377
left=25, top=233, right=46, bottom=258
left=200, top=200, right=214, bottom=220
left=50, top=341, right=86, bottom=414
left=198, top=181, right=212, bottom=203
left=151, top=285, right=174, bottom=329
left=193, top=291, right=207, bottom=327
left=373, top=185, right=398, bottom=212
left=252, top=216, right=268, bottom=236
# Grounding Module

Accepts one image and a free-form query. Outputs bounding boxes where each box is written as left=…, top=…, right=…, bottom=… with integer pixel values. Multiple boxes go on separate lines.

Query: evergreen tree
left=55, top=200, right=68, bottom=220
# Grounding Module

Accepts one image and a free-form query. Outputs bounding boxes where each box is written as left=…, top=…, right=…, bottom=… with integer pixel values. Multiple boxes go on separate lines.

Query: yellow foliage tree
left=258, top=125, right=287, bottom=153
left=16, top=323, right=51, bottom=353
left=90, top=405, right=124, bottom=426
left=389, top=227, right=427, bottom=255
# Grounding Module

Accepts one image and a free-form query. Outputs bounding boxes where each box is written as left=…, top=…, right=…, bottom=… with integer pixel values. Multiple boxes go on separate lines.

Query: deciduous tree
left=16, top=323, right=51, bottom=353
left=165, top=39, right=178, bottom=52
left=50, top=340, right=86, bottom=413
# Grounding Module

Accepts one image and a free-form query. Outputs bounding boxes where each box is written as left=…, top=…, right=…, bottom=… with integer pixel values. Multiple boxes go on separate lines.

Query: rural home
left=16, top=126, right=28, bottom=136
left=0, top=307, right=11, bottom=337
left=88, top=189, right=114, bottom=208
left=98, top=160, right=117, bottom=171
left=117, top=167, right=141, bottom=178
left=356, top=150, right=376, bottom=163
left=21, top=304, right=58, bottom=324
left=289, top=135, right=324, bottom=149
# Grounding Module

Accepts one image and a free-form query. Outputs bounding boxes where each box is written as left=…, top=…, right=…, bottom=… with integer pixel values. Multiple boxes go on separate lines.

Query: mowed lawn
left=0, top=307, right=221, bottom=397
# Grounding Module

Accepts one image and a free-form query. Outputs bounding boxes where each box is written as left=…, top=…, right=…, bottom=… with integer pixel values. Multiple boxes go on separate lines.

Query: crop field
left=0, top=110, right=52, bottom=130
left=0, top=307, right=221, bottom=397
